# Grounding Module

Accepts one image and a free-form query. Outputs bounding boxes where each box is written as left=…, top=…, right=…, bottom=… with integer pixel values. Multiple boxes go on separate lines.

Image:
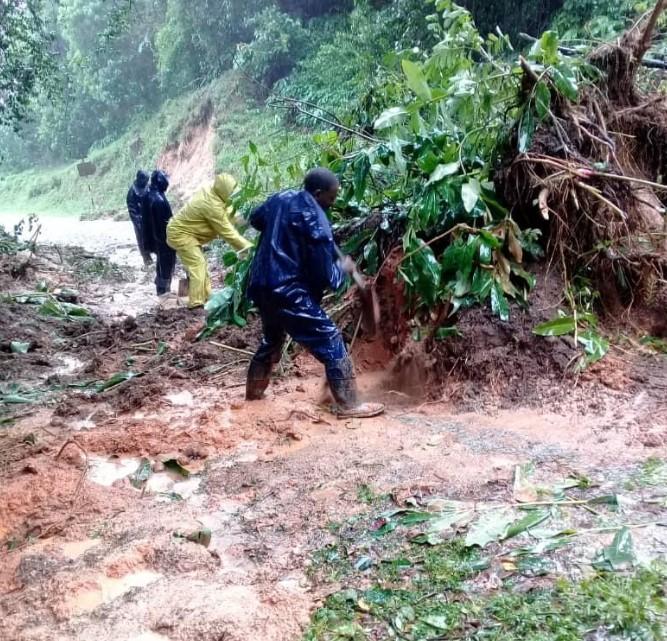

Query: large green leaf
left=465, top=508, right=515, bottom=548
left=533, top=30, right=560, bottom=66
left=402, top=242, right=442, bottom=306
left=503, top=509, right=551, bottom=541
left=374, top=107, right=409, bottom=130
left=552, top=63, right=579, bottom=101
left=427, top=162, right=459, bottom=185
left=593, top=528, right=635, bottom=571
left=490, top=281, right=510, bottom=321
left=518, top=108, right=535, bottom=153
left=577, top=329, right=609, bottom=363
left=533, top=315, right=576, bottom=336
left=534, top=81, right=552, bottom=120
left=461, top=179, right=481, bottom=213
left=402, top=59, right=432, bottom=101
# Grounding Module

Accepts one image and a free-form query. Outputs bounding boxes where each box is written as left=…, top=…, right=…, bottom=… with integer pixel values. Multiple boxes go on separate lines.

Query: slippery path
left=0, top=215, right=666, bottom=641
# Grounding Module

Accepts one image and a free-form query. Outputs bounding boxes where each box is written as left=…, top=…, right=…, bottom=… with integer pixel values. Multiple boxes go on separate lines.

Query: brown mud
left=1, top=226, right=666, bottom=641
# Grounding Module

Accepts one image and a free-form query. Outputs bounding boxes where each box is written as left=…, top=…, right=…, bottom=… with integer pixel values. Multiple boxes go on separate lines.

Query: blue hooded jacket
left=145, top=171, right=172, bottom=249
left=247, top=190, right=344, bottom=303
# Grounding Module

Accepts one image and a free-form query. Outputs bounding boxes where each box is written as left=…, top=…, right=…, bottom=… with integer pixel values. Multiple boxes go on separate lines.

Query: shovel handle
left=334, top=244, right=365, bottom=288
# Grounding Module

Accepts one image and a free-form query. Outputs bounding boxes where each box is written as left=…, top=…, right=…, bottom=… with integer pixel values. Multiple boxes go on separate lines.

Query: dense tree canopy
left=0, top=0, right=651, bottom=166
left=0, top=0, right=56, bottom=129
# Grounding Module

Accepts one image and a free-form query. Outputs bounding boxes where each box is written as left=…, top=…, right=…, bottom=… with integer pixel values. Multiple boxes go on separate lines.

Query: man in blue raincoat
left=245, top=167, right=384, bottom=418
left=126, top=170, right=153, bottom=267
left=145, top=170, right=176, bottom=297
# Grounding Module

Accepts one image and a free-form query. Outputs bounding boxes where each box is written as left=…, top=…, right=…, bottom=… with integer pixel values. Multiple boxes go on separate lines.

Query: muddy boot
left=326, top=358, right=384, bottom=419
left=245, top=359, right=273, bottom=401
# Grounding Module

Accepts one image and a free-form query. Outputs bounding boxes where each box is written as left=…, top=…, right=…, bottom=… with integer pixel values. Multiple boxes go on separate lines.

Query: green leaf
left=426, top=499, right=475, bottom=533
left=533, top=316, right=576, bottom=336
left=422, top=615, right=449, bottom=631
left=163, top=458, right=191, bottom=478
left=353, top=155, right=371, bottom=202
left=461, top=179, right=481, bottom=213
left=539, top=31, right=560, bottom=65
left=130, top=457, right=152, bottom=488
left=534, top=81, right=552, bottom=120
left=593, top=527, right=635, bottom=571
left=398, top=510, right=437, bottom=525
left=490, top=281, right=510, bottom=321
left=435, top=326, right=462, bottom=340
left=427, top=162, right=459, bottom=185
left=503, top=509, right=551, bottom=541
left=402, top=59, right=432, bottom=101
left=0, top=394, right=34, bottom=404
left=471, top=268, right=493, bottom=299
left=588, top=494, right=619, bottom=506
left=222, top=251, right=238, bottom=267
left=374, top=107, right=409, bottom=130
left=516, top=554, right=554, bottom=577
left=552, top=64, right=578, bottom=101
left=465, top=508, right=515, bottom=548
left=577, top=329, right=609, bottom=363
left=10, top=341, right=31, bottom=354
left=363, top=239, right=379, bottom=274
left=95, top=371, right=137, bottom=393
left=402, top=241, right=442, bottom=306
left=518, top=108, right=535, bottom=153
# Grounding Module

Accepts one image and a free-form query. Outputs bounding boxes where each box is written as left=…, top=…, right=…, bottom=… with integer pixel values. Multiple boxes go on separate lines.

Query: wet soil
left=0, top=220, right=665, bottom=641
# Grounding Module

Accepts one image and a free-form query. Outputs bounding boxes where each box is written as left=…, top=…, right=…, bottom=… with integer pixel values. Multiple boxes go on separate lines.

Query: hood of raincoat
left=150, top=170, right=170, bottom=193
left=134, top=170, right=150, bottom=189
left=212, top=173, right=237, bottom=202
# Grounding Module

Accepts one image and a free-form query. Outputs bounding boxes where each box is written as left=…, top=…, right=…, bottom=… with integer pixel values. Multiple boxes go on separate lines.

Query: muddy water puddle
left=68, top=569, right=163, bottom=615
left=87, top=455, right=202, bottom=500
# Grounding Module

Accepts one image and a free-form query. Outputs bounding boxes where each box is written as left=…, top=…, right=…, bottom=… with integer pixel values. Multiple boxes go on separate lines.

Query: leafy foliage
left=0, top=0, right=56, bottom=129
left=234, top=7, right=309, bottom=87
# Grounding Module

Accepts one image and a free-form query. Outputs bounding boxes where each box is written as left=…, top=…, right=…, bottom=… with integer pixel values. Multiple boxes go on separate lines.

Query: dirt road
left=0, top=217, right=666, bottom=641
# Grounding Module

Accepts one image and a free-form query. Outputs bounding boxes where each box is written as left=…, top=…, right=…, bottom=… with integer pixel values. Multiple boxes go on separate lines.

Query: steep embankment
left=0, top=73, right=304, bottom=219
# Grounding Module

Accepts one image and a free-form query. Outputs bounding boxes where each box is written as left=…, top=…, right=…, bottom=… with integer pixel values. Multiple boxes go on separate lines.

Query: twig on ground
left=209, top=341, right=255, bottom=357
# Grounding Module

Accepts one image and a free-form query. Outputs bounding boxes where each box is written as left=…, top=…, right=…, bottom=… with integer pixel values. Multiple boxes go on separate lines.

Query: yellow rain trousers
left=167, top=174, right=252, bottom=308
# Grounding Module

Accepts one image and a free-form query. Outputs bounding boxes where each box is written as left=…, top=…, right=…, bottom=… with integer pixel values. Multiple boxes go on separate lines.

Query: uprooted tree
left=206, top=0, right=667, bottom=380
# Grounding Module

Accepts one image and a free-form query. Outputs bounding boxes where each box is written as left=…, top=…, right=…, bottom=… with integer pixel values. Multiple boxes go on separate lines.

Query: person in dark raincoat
left=145, top=170, right=176, bottom=296
left=126, top=170, right=153, bottom=267
left=245, top=167, right=384, bottom=419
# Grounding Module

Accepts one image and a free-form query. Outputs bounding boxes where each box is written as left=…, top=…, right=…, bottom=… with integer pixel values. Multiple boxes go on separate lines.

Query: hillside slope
left=0, top=73, right=307, bottom=218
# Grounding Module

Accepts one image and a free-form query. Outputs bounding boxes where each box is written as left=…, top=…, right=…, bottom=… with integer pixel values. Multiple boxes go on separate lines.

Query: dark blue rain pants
left=155, top=240, right=176, bottom=296
left=251, top=289, right=348, bottom=374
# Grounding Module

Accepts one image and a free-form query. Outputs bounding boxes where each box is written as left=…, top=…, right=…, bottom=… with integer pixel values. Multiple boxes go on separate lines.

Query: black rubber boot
left=326, top=357, right=385, bottom=418
left=325, top=357, right=359, bottom=409
left=245, top=359, right=274, bottom=400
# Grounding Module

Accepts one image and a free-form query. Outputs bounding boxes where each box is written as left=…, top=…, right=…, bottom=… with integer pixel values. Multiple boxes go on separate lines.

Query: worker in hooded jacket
left=166, top=174, right=251, bottom=309
left=126, top=170, right=153, bottom=267
left=146, top=170, right=176, bottom=297
left=245, top=167, right=384, bottom=419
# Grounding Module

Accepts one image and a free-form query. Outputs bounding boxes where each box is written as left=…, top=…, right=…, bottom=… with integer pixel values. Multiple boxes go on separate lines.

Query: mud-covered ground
left=0, top=219, right=666, bottom=641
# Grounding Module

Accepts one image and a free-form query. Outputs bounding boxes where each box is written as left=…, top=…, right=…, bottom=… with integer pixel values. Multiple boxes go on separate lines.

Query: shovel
left=335, top=245, right=380, bottom=338
left=178, top=278, right=189, bottom=298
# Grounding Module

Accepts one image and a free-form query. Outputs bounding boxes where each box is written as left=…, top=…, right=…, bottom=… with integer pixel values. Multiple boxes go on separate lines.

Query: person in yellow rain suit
left=167, top=174, right=252, bottom=308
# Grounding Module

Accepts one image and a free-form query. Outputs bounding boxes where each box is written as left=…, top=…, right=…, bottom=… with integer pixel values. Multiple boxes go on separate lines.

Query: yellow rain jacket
left=166, top=174, right=252, bottom=252
left=167, top=174, right=251, bottom=308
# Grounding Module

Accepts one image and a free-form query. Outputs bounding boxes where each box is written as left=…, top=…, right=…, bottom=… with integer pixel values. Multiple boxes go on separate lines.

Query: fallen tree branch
left=519, top=32, right=667, bottom=70
left=268, top=96, right=379, bottom=143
